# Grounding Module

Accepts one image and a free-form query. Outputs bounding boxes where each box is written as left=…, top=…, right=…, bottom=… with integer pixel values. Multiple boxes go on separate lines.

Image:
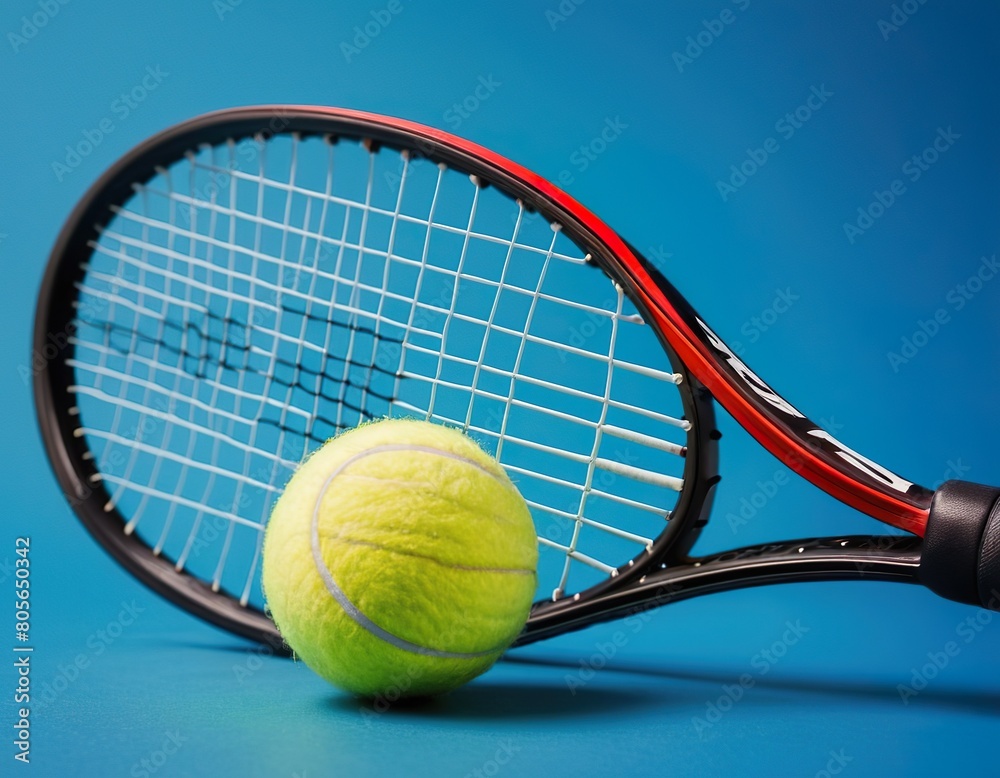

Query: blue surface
left=2, top=1, right=999, bottom=775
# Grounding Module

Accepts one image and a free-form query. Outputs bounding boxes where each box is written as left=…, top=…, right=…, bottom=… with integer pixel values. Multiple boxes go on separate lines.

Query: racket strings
left=149, top=159, right=591, bottom=269
left=555, top=287, right=625, bottom=594
left=69, top=131, right=690, bottom=603
left=108, top=179, right=197, bottom=546
left=84, top=299, right=399, bottom=423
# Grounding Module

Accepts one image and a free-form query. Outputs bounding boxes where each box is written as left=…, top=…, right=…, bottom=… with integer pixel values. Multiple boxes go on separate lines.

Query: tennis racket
left=33, top=106, right=1000, bottom=652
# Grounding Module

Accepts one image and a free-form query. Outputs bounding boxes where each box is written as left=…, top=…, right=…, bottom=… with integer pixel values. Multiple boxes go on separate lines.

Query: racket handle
left=921, top=480, right=1000, bottom=609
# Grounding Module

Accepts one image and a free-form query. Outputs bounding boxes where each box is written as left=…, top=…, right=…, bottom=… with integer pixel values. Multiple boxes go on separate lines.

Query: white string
left=148, top=164, right=589, bottom=264
left=427, top=175, right=479, bottom=418
left=68, top=134, right=690, bottom=604
left=174, top=139, right=244, bottom=573
left=66, top=378, right=300, bottom=470
left=461, top=191, right=523, bottom=431
left=100, top=212, right=591, bottom=313
left=305, top=139, right=339, bottom=444
left=180, top=143, right=229, bottom=561
left=495, top=212, right=556, bottom=462
left=555, top=286, right=625, bottom=600
left=213, top=134, right=297, bottom=597
left=392, top=156, right=443, bottom=402
left=115, top=164, right=191, bottom=531
left=362, top=147, right=408, bottom=418
left=153, top=152, right=217, bottom=557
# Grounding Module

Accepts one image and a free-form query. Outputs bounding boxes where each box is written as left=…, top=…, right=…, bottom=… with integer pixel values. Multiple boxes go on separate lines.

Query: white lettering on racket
left=695, top=317, right=914, bottom=494
left=806, top=429, right=914, bottom=493
left=696, top=317, right=805, bottom=418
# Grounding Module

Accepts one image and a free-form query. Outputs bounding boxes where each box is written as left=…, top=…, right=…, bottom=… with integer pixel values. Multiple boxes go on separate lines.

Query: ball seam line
left=326, top=536, right=536, bottom=575
left=310, top=443, right=527, bottom=659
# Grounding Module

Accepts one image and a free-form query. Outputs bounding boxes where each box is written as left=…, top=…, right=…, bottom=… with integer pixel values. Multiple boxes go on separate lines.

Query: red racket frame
left=286, top=106, right=932, bottom=535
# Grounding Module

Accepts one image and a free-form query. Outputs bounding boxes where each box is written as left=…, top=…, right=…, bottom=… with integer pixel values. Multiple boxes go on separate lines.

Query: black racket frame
left=34, top=107, right=924, bottom=651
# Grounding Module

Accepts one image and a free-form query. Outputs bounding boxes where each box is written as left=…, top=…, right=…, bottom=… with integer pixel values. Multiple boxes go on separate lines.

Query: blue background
left=2, top=1, right=999, bottom=775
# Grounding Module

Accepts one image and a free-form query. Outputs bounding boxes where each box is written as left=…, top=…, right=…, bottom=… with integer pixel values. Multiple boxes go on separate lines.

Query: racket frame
left=34, top=106, right=931, bottom=649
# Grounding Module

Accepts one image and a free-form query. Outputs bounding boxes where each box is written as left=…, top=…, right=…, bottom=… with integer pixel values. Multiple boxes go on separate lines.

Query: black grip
left=921, top=480, right=1000, bottom=609
left=977, top=499, right=1000, bottom=607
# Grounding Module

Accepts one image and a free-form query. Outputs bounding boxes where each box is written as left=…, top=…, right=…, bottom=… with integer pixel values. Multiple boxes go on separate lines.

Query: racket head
left=34, top=106, right=719, bottom=647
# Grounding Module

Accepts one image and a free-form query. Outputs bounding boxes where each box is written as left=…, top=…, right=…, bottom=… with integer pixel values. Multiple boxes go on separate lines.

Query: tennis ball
left=262, top=418, right=538, bottom=698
